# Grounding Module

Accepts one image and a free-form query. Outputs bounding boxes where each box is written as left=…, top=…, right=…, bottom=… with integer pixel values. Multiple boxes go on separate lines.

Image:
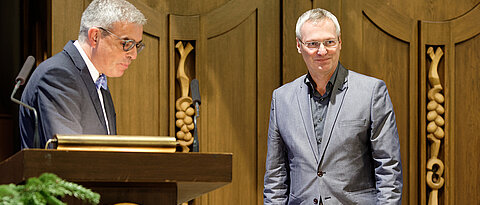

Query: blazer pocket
left=338, top=119, right=367, bottom=127
left=349, top=188, right=377, bottom=204
left=288, top=193, right=302, bottom=204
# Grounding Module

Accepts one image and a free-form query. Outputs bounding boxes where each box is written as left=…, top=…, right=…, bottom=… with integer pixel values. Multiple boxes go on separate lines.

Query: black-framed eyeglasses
left=98, top=27, right=145, bottom=53
left=298, top=39, right=339, bottom=50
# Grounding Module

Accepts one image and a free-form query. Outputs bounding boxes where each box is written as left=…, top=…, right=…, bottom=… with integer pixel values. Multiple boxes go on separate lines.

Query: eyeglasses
left=98, top=27, right=145, bottom=53
left=299, top=39, right=339, bottom=50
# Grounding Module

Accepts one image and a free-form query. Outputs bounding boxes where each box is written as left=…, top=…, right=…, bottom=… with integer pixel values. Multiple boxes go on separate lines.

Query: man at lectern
left=19, top=0, right=146, bottom=148
left=263, top=8, right=403, bottom=204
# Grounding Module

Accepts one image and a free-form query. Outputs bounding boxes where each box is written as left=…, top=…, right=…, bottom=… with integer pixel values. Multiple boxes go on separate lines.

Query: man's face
left=296, top=19, right=341, bottom=77
left=92, top=22, right=143, bottom=77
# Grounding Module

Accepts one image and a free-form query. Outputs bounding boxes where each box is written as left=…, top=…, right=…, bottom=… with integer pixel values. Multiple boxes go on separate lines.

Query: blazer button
left=313, top=198, right=318, bottom=204
left=317, top=170, right=324, bottom=177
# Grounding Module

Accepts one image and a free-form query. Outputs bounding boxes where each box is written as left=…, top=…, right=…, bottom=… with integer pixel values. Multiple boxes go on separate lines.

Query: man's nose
left=127, top=47, right=138, bottom=60
left=316, top=44, right=327, bottom=55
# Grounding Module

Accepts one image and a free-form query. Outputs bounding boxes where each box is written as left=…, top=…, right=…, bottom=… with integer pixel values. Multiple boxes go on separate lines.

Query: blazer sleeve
left=370, top=80, right=403, bottom=204
left=35, top=66, right=86, bottom=143
left=264, top=90, right=290, bottom=204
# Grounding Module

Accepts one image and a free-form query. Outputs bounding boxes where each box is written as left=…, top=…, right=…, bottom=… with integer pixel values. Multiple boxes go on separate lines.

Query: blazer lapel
left=296, top=79, right=319, bottom=162
left=64, top=41, right=109, bottom=133
left=80, top=68, right=109, bottom=133
left=101, top=88, right=117, bottom=135
left=318, top=64, right=349, bottom=164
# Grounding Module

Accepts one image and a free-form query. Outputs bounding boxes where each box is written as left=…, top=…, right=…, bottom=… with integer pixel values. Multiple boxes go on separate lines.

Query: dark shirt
left=304, top=68, right=338, bottom=153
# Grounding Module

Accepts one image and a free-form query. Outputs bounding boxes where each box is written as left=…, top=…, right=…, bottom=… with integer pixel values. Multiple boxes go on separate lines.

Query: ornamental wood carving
left=426, top=47, right=445, bottom=205
left=175, top=41, right=195, bottom=152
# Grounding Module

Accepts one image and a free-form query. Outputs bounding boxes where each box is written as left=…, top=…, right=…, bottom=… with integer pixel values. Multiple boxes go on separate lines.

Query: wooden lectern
left=0, top=149, right=232, bottom=204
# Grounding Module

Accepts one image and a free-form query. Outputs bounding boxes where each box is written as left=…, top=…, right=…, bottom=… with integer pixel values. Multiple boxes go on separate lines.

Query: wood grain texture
left=257, top=0, right=281, bottom=204
left=419, top=5, right=480, bottom=204
left=109, top=0, right=169, bottom=137
left=362, top=12, right=411, bottom=205
left=362, top=0, right=413, bottom=42
left=452, top=4, right=480, bottom=43
left=199, top=11, right=258, bottom=205
left=204, top=0, right=257, bottom=38
left=282, top=0, right=311, bottom=84
left=51, top=0, right=85, bottom=54
left=0, top=149, right=232, bottom=204
left=453, top=33, right=480, bottom=205
left=110, top=33, right=161, bottom=136
left=139, top=0, right=229, bottom=15
left=376, top=0, right=479, bottom=21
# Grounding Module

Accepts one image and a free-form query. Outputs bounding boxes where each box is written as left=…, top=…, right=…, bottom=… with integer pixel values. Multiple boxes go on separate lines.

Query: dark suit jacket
left=264, top=63, right=403, bottom=204
left=20, top=40, right=117, bottom=149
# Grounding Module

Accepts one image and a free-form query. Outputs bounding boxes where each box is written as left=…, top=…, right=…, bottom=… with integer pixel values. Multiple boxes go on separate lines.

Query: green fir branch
left=0, top=173, right=100, bottom=205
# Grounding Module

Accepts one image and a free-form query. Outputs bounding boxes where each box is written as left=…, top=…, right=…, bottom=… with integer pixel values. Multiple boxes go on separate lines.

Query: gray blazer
left=264, top=64, right=402, bottom=204
left=20, top=40, right=116, bottom=149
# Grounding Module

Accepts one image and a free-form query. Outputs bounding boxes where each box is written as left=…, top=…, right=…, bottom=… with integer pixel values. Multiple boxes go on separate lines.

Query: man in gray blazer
left=264, top=8, right=403, bottom=204
left=19, top=0, right=146, bottom=148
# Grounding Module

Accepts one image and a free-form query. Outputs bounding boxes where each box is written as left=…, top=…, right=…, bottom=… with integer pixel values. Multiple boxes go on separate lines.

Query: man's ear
left=296, top=38, right=301, bottom=53
left=337, top=35, right=342, bottom=50
left=87, top=27, right=101, bottom=48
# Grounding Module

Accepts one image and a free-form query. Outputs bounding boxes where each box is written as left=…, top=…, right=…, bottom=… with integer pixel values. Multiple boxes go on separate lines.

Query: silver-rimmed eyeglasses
left=298, top=39, right=339, bottom=50
left=98, top=27, right=145, bottom=53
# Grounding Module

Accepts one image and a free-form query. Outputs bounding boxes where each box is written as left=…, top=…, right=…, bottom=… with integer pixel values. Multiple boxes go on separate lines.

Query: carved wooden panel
left=420, top=4, right=480, bottom=204
left=425, top=47, right=445, bottom=205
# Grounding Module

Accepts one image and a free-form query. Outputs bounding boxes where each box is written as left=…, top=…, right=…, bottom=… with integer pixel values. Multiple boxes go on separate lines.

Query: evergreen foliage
left=0, top=173, right=100, bottom=205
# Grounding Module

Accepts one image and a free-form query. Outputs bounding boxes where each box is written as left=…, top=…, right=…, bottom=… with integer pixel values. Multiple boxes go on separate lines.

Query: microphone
left=190, top=79, right=201, bottom=152
left=10, top=56, right=40, bottom=148
left=16, top=56, right=35, bottom=85
left=191, top=79, right=201, bottom=106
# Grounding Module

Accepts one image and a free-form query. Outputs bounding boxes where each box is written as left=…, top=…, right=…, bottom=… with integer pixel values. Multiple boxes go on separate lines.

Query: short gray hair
left=295, top=8, right=341, bottom=39
left=78, top=0, right=147, bottom=43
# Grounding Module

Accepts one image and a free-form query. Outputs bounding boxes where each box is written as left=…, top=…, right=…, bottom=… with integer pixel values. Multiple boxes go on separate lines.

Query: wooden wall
left=15, top=0, right=480, bottom=204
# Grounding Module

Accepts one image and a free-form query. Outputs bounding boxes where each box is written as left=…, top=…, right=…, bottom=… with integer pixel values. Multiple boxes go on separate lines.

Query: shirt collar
left=73, top=40, right=102, bottom=82
left=304, top=66, right=339, bottom=97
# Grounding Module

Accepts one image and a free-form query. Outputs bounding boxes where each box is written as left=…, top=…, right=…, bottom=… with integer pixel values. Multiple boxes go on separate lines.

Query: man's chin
left=108, top=70, right=126, bottom=78
left=115, top=71, right=125, bottom=77
left=316, top=63, right=331, bottom=71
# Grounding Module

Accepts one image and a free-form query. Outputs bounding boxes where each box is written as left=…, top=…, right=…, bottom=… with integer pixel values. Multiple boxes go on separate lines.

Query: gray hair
left=78, top=0, right=147, bottom=43
left=295, top=8, right=341, bottom=39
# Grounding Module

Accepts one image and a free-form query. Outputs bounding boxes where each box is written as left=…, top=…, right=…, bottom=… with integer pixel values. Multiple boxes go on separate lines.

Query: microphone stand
left=11, top=80, right=40, bottom=148
left=192, top=102, right=199, bottom=152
